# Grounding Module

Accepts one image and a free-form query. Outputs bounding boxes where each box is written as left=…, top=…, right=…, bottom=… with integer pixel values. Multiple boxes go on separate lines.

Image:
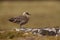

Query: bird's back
left=13, top=16, right=29, bottom=25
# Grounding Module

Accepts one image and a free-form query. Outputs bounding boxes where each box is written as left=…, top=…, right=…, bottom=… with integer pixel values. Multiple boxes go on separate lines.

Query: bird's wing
left=14, top=16, right=28, bottom=23
left=16, top=16, right=27, bottom=20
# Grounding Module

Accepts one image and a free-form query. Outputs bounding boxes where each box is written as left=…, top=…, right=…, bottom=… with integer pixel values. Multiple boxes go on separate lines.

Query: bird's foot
left=20, top=26, right=26, bottom=29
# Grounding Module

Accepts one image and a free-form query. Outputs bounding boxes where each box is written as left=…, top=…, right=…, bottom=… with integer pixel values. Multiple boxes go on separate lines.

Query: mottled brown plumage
left=9, top=12, right=30, bottom=28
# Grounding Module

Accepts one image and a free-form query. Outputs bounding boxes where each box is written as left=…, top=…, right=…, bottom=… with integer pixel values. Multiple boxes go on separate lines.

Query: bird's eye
left=26, top=12, right=30, bottom=15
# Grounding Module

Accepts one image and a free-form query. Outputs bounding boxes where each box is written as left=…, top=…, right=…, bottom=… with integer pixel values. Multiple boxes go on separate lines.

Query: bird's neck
left=26, top=15, right=30, bottom=18
left=23, top=15, right=30, bottom=18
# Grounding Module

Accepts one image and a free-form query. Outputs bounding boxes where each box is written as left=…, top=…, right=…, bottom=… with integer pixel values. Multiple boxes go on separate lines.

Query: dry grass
left=0, top=1, right=60, bottom=40
left=0, top=30, right=60, bottom=40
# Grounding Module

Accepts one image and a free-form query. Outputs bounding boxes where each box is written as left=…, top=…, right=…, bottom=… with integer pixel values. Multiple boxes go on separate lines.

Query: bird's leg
left=20, top=25, right=22, bottom=28
left=20, top=25, right=24, bottom=29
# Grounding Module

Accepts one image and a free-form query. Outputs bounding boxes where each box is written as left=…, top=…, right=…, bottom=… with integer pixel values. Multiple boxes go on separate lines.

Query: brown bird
left=9, top=12, right=31, bottom=28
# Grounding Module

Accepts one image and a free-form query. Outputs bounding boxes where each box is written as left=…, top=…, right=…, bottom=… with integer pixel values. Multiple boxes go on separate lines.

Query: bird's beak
left=29, top=14, right=31, bottom=15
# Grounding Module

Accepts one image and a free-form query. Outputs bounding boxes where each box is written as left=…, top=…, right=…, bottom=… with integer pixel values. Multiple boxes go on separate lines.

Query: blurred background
left=0, top=0, right=60, bottom=40
left=0, top=1, right=60, bottom=30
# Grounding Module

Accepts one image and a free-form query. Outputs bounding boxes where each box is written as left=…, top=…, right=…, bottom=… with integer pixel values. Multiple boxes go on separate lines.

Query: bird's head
left=23, top=11, right=31, bottom=18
